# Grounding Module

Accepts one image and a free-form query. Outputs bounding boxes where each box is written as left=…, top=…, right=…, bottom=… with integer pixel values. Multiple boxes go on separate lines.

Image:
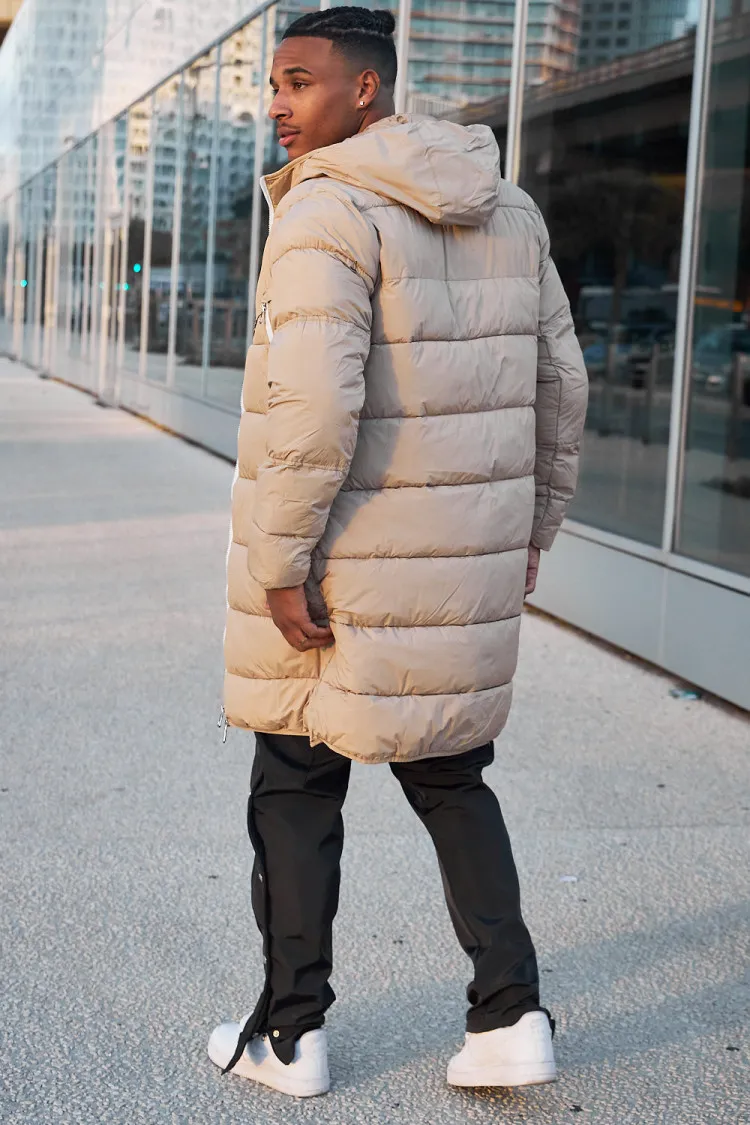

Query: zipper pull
left=217, top=705, right=229, bottom=744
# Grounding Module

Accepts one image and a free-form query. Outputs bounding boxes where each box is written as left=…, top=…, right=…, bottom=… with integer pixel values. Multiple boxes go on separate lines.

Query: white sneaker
left=447, top=1011, right=557, bottom=1088
left=207, top=1019, right=330, bottom=1098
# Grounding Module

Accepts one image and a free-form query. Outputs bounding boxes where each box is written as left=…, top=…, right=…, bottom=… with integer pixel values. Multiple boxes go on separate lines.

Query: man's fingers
left=524, top=546, right=541, bottom=597
left=266, top=586, right=334, bottom=651
left=300, top=620, right=334, bottom=643
left=296, top=621, right=334, bottom=650
left=277, top=620, right=333, bottom=652
left=299, top=635, right=334, bottom=651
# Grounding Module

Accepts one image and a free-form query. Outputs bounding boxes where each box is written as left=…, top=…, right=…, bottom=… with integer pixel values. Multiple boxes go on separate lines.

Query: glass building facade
left=0, top=0, right=748, bottom=708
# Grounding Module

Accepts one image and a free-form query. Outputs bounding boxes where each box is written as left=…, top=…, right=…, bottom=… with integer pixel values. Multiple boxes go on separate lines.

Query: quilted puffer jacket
left=224, top=114, right=588, bottom=763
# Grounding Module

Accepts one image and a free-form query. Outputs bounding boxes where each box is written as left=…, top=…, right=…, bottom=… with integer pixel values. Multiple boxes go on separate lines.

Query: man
left=210, top=5, right=588, bottom=1099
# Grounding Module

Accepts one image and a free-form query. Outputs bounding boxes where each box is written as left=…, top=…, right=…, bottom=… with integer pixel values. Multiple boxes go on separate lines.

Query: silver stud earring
left=360, top=100, right=365, bottom=107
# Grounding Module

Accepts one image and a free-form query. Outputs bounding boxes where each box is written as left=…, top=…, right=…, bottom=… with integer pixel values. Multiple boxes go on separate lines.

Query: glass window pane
left=41, top=163, right=59, bottom=375
left=172, top=49, right=219, bottom=397
left=147, top=75, right=183, bottom=383
left=123, top=97, right=154, bottom=376
left=95, top=115, right=130, bottom=399
left=207, top=17, right=274, bottom=405
left=67, top=132, right=100, bottom=393
left=69, top=139, right=95, bottom=374
left=678, top=9, right=750, bottom=577
left=517, top=1, right=696, bottom=545
left=406, top=0, right=540, bottom=132
left=276, top=2, right=319, bottom=36
left=22, top=178, right=43, bottom=367
left=56, top=152, right=75, bottom=364
left=0, top=196, right=13, bottom=354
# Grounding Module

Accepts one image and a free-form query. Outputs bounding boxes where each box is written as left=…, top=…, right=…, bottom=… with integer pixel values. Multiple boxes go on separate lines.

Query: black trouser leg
left=391, top=742, right=542, bottom=1033
left=222, top=733, right=351, bottom=1074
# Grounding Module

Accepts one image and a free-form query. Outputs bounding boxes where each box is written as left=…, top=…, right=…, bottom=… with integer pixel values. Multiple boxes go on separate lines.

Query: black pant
left=222, top=733, right=541, bottom=1073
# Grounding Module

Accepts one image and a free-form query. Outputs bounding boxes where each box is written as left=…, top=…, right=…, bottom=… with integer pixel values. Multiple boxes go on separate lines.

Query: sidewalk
left=1, top=356, right=748, bottom=1125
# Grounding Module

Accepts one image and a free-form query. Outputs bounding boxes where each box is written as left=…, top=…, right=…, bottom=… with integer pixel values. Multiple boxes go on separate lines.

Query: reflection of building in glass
left=409, top=1, right=580, bottom=111
left=5, top=0, right=106, bottom=189
left=146, top=88, right=256, bottom=238
left=578, top=0, right=696, bottom=68
left=0, top=0, right=275, bottom=198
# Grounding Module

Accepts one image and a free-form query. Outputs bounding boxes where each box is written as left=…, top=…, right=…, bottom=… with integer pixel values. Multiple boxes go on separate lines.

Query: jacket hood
left=264, top=115, right=501, bottom=228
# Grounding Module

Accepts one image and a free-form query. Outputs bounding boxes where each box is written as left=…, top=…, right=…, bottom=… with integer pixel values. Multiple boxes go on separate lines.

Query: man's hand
left=525, top=546, right=541, bottom=596
left=266, top=586, right=334, bottom=652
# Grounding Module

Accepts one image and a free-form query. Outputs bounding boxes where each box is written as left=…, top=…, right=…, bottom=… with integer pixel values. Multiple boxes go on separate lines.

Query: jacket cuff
left=246, top=524, right=313, bottom=589
left=531, top=524, right=559, bottom=552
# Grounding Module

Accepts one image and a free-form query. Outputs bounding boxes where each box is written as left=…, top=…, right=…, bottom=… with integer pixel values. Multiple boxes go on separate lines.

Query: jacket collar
left=262, top=115, right=407, bottom=211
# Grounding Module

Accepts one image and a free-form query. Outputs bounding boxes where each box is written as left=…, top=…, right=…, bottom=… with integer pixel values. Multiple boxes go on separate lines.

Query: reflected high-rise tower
left=409, top=0, right=580, bottom=111
left=578, top=0, right=696, bottom=69
left=11, top=0, right=106, bottom=185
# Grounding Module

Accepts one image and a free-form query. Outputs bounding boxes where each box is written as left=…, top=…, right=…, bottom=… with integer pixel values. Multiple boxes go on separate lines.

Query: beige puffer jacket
left=225, top=115, right=588, bottom=763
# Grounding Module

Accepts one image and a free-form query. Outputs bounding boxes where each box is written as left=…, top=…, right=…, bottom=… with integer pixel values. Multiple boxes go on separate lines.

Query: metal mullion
left=246, top=8, right=270, bottom=354
left=115, top=116, right=132, bottom=398
left=394, top=0, right=413, bottom=116
left=44, top=163, right=63, bottom=374
left=506, top=0, right=529, bottom=184
left=3, top=193, right=16, bottom=332
left=98, top=123, right=115, bottom=401
left=13, top=188, right=29, bottom=358
left=80, top=144, right=94, bottom=356
left=139, top=94, right=157, bottom=381
left=43, top=173, right=54, bottom=371
left=71, top=235, right=81, bottom=344
left=41, top=175, right=54, bottom=371
left=32, top=183, right=44, bottom=367
left=64, top=153, right=77, bottom=357
left=13, top=239, right=24, bottom=357
left=108, top=220, right=121, bottom=393
left=97, top=224, right=114, bottom=399
left=89, top=133, right=106, bottom=384
left=660, top=0, right=715, bottom=554
left=166, top=74, right=186, bottom=388
left=201, top=43, right=223, bottom=395
left=0, top=204, right=7, bottom=338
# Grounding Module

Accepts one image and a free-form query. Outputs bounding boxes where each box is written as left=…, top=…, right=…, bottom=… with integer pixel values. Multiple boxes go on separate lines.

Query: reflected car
left=627, top=326, right=675, bottom=387
left=583, top=326, right=674, bottom=386
left=582, top=338, right=629, bottom=380
left=692, top=325, right=750, bottom=399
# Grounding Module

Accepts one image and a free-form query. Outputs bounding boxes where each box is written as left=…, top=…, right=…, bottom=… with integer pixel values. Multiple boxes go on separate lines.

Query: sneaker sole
left=448, top=1061, right=557, bottom=1089
left=207, top=1043, right=330, bottom=1098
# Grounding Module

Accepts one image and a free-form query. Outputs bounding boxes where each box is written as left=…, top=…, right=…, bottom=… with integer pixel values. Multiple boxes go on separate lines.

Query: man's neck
left=357, top=99, right=397, bottom=137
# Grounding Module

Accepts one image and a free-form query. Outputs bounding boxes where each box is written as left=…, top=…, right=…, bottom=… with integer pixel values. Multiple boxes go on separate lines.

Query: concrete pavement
left=1, top=356, right=748, bottom=1124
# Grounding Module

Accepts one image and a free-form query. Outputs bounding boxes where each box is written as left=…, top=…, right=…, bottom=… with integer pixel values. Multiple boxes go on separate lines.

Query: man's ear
left=357, top=68, right=381, bottom=107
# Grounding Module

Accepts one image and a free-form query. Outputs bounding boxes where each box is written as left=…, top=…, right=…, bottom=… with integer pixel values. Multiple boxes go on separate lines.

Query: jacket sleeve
left=532, top=212, right=589, bottom=551
left=246, top=190, right=379, bottom=589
